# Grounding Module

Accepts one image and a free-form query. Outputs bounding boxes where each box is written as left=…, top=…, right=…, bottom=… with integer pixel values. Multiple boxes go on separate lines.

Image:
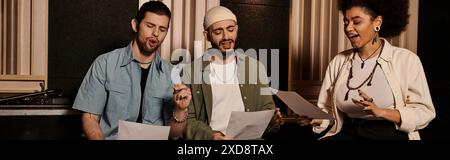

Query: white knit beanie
left=203, top=6, right=237, bottom=30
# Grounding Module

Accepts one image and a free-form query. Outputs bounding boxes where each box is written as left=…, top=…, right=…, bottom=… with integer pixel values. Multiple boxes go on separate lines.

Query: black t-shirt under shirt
left=137, top=66, right=150, bottom=123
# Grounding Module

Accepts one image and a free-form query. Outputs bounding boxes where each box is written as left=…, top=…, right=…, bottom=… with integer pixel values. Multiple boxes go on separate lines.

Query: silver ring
left=368, top=98, right=374, bottom=103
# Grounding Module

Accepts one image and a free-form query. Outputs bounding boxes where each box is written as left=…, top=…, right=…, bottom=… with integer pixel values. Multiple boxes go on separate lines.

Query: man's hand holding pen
left=173, top=84, right=192, bottom=111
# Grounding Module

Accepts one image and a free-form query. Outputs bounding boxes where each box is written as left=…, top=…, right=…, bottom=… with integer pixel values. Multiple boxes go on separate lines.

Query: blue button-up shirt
left=73, top=43, right=174, bottom=140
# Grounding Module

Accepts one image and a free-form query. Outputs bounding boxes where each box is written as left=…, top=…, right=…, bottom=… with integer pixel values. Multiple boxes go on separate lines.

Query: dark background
left=221, top=0, right=290, bottom=92
left=418, top=0, right=450, bottom=140
left=221, top=0, right=315, bottom=140
left=0, top=0, right=137, bottom=140
left=4, top=0, right=444, bottom=140
left=48, top=0, right=137, bottom=97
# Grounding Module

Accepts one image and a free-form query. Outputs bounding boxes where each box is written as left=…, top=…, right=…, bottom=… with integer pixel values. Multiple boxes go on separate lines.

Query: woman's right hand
left=296, top=115, right=323, bottom=127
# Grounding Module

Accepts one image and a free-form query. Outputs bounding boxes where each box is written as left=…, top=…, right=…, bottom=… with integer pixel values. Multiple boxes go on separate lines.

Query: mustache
left=220, top=39, right=234, bottom=44
left=147, top=37, right=159, bottom=43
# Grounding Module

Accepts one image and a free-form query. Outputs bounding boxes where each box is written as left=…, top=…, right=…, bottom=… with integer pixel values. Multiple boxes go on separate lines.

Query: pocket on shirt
left=107, top=82, right=130, bottom=94
left=143, top=97, right=165, bottom=124
left=149, top=83, right=172, bottom=100
left=144, top=90, right=172, bottom=124
left=105, top=82, right=131, bottom=118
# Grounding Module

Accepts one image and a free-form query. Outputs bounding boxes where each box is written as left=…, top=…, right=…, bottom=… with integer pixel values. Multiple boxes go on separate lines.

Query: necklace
left=358, top=43, right=382, bottom=69
left=344, top=41, right=384, bottom=101
left=136, top=60, right=152, bottom=65
left=134, top=58, right=153, bottom=66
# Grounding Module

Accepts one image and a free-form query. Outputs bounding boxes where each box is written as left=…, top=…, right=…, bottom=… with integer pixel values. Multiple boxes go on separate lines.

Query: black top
left=137, top=66, right=150, bottom=123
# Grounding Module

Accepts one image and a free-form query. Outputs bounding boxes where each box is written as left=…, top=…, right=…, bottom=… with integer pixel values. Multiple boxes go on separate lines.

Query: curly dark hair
left=338, top=0, right=410, bottom=38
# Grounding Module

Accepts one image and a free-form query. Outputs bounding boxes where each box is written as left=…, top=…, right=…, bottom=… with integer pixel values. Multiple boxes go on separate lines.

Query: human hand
left=352, top=90, right=386, bottom=118
left=211, top=132, right=232, bottom=140
left=173, top=84, right=192, bottom=111
left=270, top=108, right=284, bottom=128
left=296, top=115, right=323, bottom=127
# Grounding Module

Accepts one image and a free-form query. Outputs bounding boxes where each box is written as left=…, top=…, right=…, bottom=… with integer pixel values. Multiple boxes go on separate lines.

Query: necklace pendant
left=361, top=62, right=365, bottom=69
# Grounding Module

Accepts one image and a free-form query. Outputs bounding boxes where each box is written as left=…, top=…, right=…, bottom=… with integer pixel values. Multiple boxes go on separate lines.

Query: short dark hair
left=136, top=1, right=171, bottom=24
left=338, top=0, right=410, bottom=38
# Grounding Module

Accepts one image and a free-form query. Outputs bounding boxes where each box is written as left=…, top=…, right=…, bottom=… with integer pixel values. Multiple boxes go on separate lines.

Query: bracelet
left=173, top=110, right=188, bottom=123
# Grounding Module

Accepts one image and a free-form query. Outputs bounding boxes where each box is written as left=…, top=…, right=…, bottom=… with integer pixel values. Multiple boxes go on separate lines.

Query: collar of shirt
left=120, top=42, right=165, bottom=74
left=378, top=38, right=393, bottom=63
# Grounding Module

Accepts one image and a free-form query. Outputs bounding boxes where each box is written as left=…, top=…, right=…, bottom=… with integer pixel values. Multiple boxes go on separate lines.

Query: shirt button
left=196, top=91, right=200, bottom=94
left=240, top=85, right=244, bottom=88
left=244, top=97, right=247, bottom=100
left=246, top=109, right=250, bottom=112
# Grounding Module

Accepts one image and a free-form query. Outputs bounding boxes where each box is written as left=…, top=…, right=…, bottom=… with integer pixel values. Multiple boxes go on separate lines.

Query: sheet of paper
left=117, top=120, right=170, bottom=140
left=225, top=110, right=275, bottom=140
left=171, top=64, right=183, bottom=84
left=276, top=91, right=335, bottom=120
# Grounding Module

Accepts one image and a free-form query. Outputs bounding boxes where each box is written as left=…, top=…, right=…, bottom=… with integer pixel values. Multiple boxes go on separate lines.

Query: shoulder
left=180, top=56, right=204, bottom=81
left=236, top=52, right=267, bottom=69
left=335, top=49, right=353, bottom=62
left=95, top=46, right=129, bottom=64
left=236, top=52, right=259, bottom=62
left=191, top=56, right=206, bottom=66
left=158, top=54, right=174, bottom=72
left=327, top=49, right=353, bottom=69
left=183, top=56, right=203, bottom=72
left=241, top=53, right=258, bottom=62
left=379, top=39, right=421, bottom=64
left=390, top=46, right=421, bottom=63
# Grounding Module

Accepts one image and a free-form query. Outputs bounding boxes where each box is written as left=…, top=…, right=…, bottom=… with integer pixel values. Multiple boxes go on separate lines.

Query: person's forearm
left=168, top=108, right=187, bottom=139
left=381, top=109, right=402, bottom=125
left=81, top=113, right=104, bottom=140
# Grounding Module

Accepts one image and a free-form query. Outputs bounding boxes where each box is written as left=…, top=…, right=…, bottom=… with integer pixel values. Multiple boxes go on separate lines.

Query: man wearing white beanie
left=203, top=6, right=238, bottom=54
left=181, top=6, right=284, bottom=140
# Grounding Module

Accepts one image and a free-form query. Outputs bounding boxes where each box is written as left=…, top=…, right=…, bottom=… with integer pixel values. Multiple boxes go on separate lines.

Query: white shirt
left=209, top=59, right=245, bottom=134
left=336, top=53, right=395, bottom=119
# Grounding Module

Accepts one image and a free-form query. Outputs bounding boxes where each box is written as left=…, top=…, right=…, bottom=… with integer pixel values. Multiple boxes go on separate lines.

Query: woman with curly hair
left=297, top=0, right=435, bottom=140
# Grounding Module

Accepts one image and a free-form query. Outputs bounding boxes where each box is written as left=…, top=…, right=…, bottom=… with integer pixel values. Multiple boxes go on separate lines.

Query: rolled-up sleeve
left=397, top=56, right=436, bottom=133
left=73, top=55, right=108, bottom=115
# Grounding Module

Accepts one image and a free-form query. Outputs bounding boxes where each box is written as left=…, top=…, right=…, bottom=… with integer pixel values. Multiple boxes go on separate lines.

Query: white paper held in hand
left=117, top=120, right=170, bottom=140
left=276, top=91, right=334, bottom=120
left=225, top=110, right=275, bottom=140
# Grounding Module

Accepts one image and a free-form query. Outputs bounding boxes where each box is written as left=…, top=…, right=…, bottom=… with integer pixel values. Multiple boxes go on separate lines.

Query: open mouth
left=348, top=34, right=360, bottom=42
left=220, top=40, right=234, bottom=49
left=148, top=39, right=158, bottom=47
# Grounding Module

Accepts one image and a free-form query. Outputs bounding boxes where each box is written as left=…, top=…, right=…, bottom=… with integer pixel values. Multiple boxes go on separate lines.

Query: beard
left=136, top=36, right=160, bottom=56
left=211, top=39, right=235, bottom=59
